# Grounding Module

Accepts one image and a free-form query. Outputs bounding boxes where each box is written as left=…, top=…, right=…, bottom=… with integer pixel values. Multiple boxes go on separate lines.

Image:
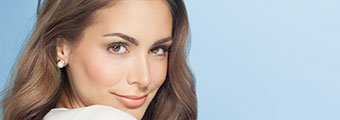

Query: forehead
left=87, top=0, right=173, bottom=41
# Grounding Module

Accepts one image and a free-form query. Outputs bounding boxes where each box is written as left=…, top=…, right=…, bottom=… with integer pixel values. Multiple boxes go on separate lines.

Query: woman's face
left=57, top=0, right=172, bottom=119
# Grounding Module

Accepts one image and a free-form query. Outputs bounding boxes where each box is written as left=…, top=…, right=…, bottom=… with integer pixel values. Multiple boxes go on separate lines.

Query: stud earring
left=57, top=60, right=66, bottom=68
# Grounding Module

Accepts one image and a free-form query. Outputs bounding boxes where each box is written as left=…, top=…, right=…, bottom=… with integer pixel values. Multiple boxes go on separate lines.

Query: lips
left=111, top=92, right=147, bottom=108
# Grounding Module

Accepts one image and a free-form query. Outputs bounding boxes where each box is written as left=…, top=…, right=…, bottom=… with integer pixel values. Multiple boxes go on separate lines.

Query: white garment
left=43, top=105, right=137, bottom=120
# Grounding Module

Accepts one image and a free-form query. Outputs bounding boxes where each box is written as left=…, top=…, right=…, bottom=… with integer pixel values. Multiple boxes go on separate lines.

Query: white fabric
left=43, top=105, right=137, bottom=120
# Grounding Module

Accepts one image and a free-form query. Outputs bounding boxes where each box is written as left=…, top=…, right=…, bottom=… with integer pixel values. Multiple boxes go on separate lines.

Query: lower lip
left=113, top=94, right=147, bottom=108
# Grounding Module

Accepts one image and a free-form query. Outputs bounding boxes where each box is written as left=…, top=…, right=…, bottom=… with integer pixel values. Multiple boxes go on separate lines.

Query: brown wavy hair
left=1, top=0, right=196, bottom=120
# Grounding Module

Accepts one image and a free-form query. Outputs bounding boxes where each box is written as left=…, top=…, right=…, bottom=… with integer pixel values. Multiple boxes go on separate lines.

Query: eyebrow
left=102, top=33, right=172, bottom=46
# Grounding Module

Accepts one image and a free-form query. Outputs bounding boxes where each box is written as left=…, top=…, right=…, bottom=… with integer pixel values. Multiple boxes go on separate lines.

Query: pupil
left=154, top=49, right=159, bottom=53
left=113, top=45, right=120, bottom=52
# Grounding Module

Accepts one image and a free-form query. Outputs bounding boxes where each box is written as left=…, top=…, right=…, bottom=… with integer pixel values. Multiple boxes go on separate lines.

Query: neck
left=56, top=90, right=85, bottom=108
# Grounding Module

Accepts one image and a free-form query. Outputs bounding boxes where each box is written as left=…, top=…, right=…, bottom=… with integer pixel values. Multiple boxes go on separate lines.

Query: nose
left=127, top=54, right=151, bottom=88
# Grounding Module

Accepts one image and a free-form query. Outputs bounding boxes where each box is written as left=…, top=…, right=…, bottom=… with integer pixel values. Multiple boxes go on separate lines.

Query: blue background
left=1, top=0, right=340, bottom=120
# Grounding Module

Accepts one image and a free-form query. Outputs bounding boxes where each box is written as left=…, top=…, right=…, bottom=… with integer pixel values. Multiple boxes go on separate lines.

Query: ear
left=56, top=37, right=71, bottom=64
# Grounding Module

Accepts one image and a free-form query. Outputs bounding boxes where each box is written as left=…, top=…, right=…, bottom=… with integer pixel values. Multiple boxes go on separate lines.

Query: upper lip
left=110, top=92, right=147, bottom=100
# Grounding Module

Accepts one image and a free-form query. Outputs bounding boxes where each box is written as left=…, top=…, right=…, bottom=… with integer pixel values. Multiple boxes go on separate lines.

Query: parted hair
left=1, top=0, right=196, bottom=120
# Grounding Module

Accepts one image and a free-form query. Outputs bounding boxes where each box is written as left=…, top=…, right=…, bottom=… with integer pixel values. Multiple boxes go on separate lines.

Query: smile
left=111, top=92, right=148, bottom=108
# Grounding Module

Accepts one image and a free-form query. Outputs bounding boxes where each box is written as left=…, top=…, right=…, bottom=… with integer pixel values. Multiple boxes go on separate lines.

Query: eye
left=107, top=43, right=129, bottom=55
left=150, top=46, right=169, bottom=56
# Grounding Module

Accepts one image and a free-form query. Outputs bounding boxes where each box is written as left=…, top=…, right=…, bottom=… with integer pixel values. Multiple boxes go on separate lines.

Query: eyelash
left=106, top=42, right=170, bottom=56
left=149, top=45, right=170, bottom=56
left=107, top=42, right=129, bottom=54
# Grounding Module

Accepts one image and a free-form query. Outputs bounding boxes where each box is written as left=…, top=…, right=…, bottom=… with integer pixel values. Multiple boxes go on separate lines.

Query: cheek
left=71, top=47, right=127, bottom=89
left=150, top=59, right=168, bottom=87
left=85, top=58, right=118, bottom=86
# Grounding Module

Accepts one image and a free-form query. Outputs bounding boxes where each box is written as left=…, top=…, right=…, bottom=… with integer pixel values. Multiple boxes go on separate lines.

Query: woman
left=1, top=0, right=197, bottom=120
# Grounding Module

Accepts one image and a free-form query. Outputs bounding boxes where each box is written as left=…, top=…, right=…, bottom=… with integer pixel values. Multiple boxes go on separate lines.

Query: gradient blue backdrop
left=1, top=0, right=339, bottom=120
